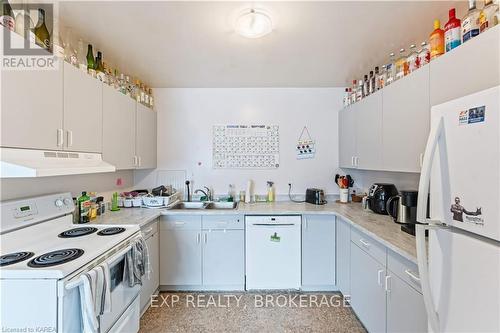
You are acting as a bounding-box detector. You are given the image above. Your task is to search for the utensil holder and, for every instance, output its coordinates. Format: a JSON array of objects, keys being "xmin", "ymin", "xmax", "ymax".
[{"xmin": 339, "ymin": 188, "xmax": 350, "ymax": 203}]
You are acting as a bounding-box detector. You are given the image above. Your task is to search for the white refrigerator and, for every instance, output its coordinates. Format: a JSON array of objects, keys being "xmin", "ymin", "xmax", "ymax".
[{"xmin": 416, "ymin": 86, "xmax": 500, "ymax": 332}]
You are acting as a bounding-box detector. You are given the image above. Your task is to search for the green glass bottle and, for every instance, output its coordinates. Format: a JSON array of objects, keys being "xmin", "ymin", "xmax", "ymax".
[
  {"xmin": 33, "ymin": 8, "xmax": 50, "ymax": 49},
  {"xmin": 95, "ymin": 51, "xmax": 104, "ymax": 72},
  {"xmin": 77, "ymin": 191, "xmax": 91, "ymax": 223},
  {"xmin": 86, "ymin": 44, "xmax": 95, "ymax": 71}
]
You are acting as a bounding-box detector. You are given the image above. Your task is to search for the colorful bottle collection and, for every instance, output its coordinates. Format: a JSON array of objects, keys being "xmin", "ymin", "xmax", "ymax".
[
  {"xmin": 0, "ymin": 0, "xmax": 154, "ymax": 109},
  {"xmin": 345, "ymin": 3, "xmax": 498, "ymax": 107}
]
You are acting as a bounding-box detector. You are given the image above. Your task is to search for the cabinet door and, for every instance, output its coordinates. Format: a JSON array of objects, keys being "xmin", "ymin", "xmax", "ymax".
[
  {"xmin": 386, "ymin": 274, "xmax": 427, "ymax": 333},
  {"xmin": 135, "ymin": 103, "xmax": 157, "ymax": 169},
  {"xmin": 1, "ymin": 59, "xmax": 63, "ymax": 150},
  {"xmin": 430, "ymin": 26, "xmax": 499, "ymax": 106},
  {"xmin": 159, "ymin": 229, "xmax": 202, "ymax": 286},
  {"xmin": 63, "ymin": 62, "xmax": 102, "ymax": 152},
  {"xmin": 336, "ymin": 217, "xmax": 351, "ymax": 295},
  {"xmin": 339, "ymin": 107, "xmax": 357, "ymax": 168},
  {"xmin": 140, "ymin": 231, "xmax": 159, "ymax": 311},
  {"xmin": 102, "ymin": 84, "xmax": 136, "ymax": 169},
  {"xmin": 383, "ymin": 66, "xmax": 430, "ymax": 172},
  {"xmin": 202, "ymin": 230, "xmax": 244, "ymax": 287},
  {"xmin": 302, "ymin": 215, "xmax": 336, "ymax": 287},
  {"xmin": 356, "ymin": 90, "xmax": 383, "ymax": 170},
  {"xmin": 350, "ymin": 243, "xmax": 387, "ymax": 333}
]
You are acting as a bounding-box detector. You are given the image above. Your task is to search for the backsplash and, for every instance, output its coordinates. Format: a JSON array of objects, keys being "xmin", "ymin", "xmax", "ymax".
[{"xmin": 0, "ymin": 170, "xmax": 133, "ymax": 201}]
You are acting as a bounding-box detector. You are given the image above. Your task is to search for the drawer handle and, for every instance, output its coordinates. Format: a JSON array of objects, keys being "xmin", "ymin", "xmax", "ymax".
[
  {"xmin": 217, "ymin": 221, "xmax": 228, "ymax": 224},
  {"xmin": 377, "ymin": 269, "xmax": 384, "ymax": 287},
  {"xmin": 175, "ymin": 221, "xmax": 186, "ymax": 225},
  {"xmin": 385, "ymin": 275, "xmax": 391, "ymax": 293},
  {"xmin": 404, "ymin": 269, "xmax": 421, "ymax": 282},
  {"xmin": 143, "ymin": 227, "xmax": 153, "ymax": 236},
  {"xmin": 196, "ymin": 233, "xmax": 200, "ymax": 244},
  {"xmin": 359, "ymin": 239, "xmax": 370, "ymax": 248}
]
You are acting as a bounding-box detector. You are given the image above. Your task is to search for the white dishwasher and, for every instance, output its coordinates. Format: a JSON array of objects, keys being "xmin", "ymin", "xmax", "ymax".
[{"xmin": 245, "ymin": 215, "xmax": 301, "ymax": 290}]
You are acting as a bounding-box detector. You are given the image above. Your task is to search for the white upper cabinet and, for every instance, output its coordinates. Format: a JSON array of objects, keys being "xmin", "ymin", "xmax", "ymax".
[
  {"xmin": 1, "ymin": 58, "xmax": 63, "ymax": 150},
  {"xmin": 355, "ymin": 90, "xmax": 383, "ymax": 170},
  {"xmin": 382, "ymin": 66, "xmax": 430, "ymax": 172},
  {"xmin": 63, "ymin": 63, "xmax": 103, "ymax": 153},
  {"xmin": 102, "ymin": 84, "xmax": 136, "ymax": 169},
  {"xmin": 135, "ymin": 103, "xmax": 157, "ymax": 169},
  {"xmin": 338, "ymin": 106, "xmax": 357, "ymax": 168},
  {"xmin": 430, "ymin": 25, "xmax": 499, "ymax": 106}
]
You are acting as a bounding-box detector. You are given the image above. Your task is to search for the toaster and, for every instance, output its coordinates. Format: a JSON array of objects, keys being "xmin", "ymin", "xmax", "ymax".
[{"xmin": 305, "ymin": 188, "xmax": 326, "ymax": 205}]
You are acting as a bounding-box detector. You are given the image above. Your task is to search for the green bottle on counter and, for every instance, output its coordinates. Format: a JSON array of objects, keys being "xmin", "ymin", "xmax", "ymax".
[{"xmin": 78, "ymin": 191, "xmax": 91, "ymax": 223}]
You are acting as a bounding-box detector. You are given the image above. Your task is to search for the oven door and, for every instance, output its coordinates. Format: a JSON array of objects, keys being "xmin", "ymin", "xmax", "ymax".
[{"xmin": 59, "ymin": 243, "xmax": 141, "ymax": 333}]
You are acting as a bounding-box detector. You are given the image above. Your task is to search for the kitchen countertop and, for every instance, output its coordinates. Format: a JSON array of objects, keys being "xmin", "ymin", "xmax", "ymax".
[{"xmin": 90, "ymin": 201, "xmax": 419, "ymax": 263}]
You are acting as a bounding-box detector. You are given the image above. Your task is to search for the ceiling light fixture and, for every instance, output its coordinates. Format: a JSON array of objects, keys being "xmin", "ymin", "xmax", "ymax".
[{"xmin": 235, "ymin": 8, "xmax": 273, "ymax": 38}]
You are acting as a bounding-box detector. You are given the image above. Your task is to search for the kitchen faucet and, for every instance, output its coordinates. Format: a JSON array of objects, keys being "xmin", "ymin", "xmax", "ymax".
[{"xmin": 194, "ymin": 186, "xmax": 213, "ymax": 201}]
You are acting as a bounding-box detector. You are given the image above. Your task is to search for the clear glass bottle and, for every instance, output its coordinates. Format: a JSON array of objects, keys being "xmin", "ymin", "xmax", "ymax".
[
  {"xmin": 363, "ymin": 74, "xmax": 369, "ymax": 97},
  {"xmin": 149, "ymin": 88, "xmax": 154, "ymax": 108},
  {"xmin": 369, "ymin": 70, "xmax": 375, "ymax": 94},
  {"xmin": 125, "ymin": 76, "xmax": 133, "ymax": 97},
  {"xmin": 76, "ymin": 38, "xmax": 87, "ymax": 71},
  {"xmin": 480, "ymin": 0, "xmax": 499, "ymax": 32},
  {"xmin": 462, "ymin": 0, "xmax": 481, "ymax": 42},
  {"xmin": 119, "ymin": 73, "xmax": 127, "ymax": 95},
  {"xmin": 417, "ymin": 41, "xmax": 430, "ymax": 68},
  {"xmin": 144, "ymin": 85, "xmax": 150, "ymax": 106},
  {"xmin": 376, "ymin": 65, "xmax": 385, "ymax": 90},
  {"xmin": 356, "ymin": 79, "xmax": 363, "ymax": 101},
  {"xmin": 395, "ymin": 48, "xmax": 407, "ymax": 80},
  {"xmin": 1, "ymin": 0, "xmax": 15, "ymax": 32},
  {"xmin": 385, "ymin": 53, "xmax": 396, "ymax": 85},
  {"xmin": 34, "ymin": 8, "xmax": 50, "ymax": 49},
  {"xmin": 407, "ymin": 44, "xmax": 418, "ymax": 73},
  {"xmin": 343, "ymin": 88, "xmax": 350, "ymax": 107}
]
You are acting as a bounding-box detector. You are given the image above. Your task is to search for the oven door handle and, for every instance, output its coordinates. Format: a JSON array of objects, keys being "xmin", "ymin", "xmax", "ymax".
[{"xmin": 65, "ymin": 244, "xmax": 133, "ymax": 290}]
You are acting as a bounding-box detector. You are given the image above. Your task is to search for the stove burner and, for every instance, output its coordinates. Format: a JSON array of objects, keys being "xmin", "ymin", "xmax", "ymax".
[
  {"xmin": 0, "ymin": 252, "xmax": 35, "ymax": 267},
  {"xmin": 58, "ymin": 227, "xmax": 98, "ymax": 238},
  {"xmin": 97, "ymin": 227, "xmax": 126, "ymax": 236},
  {"xmin": 27, "ymin": 248, "xmax": 84, "ymax": 268}
]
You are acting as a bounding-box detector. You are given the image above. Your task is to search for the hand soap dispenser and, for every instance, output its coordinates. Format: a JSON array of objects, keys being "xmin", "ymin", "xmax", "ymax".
[{"xmin": 267, "ymin": 181, "xmax": 275, "ymax": 202}]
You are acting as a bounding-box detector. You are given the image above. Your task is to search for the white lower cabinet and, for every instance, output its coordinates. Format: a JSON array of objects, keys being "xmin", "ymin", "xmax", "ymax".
[
  {"xmin": 301, "ymin": 215, "xmax": 336, "ymax": 289},
  {"xmin": 336, "ymin": 217, "xmax": 351, "ymax": 295},
  {"xmin": 350, "ymin": 242, "xmax": 387, "ymax": 333},
  {"xmin": 202, "ymin": 229, "xmax": 244, "ymax": 288},
  {"xmin": 386, "ymin": 273, "xmax": 427, "ymax": 333},
  {"xmin": 159, "ymin": 215, "xmax": 244, "ymax": 290},
  {"xmin": 140, "ymin": 219, "xmax": 160, "ymax": 313}
]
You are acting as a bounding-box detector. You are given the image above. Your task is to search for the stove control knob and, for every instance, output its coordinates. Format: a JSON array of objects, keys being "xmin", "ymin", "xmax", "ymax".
[
  {"xmin": 63, "ymin": 198, "xmax": 73, "ymax": 206},
  {"xmin": 55, "ymin": 199, "xmax": 64, "ymax": 207}
]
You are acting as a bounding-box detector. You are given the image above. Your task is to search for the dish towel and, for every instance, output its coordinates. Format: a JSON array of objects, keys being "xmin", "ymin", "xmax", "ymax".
[
  {"xmin": 124, "ymin": 236, "xmax": 150, "ymax": 287},
  {"xmin": 78, "ymin": 263, "xmax": 112, "ymax": 333}
]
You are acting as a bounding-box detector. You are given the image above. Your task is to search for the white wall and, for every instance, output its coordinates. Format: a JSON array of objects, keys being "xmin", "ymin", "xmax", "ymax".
[{"xmin": 134, "ymin": 88, "xmax": 344, "ymax": 196}]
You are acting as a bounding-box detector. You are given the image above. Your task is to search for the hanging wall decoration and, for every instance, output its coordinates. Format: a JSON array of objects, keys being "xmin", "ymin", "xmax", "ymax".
[{"xmin": 296, "ymin": 126, "xmax": 315, "ymax": 159}]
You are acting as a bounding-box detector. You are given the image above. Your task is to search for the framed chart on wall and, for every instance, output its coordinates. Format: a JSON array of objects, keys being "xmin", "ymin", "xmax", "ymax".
[{"xmin": 213, "ymin": 125, "xmax": 280, "ymax": 169}]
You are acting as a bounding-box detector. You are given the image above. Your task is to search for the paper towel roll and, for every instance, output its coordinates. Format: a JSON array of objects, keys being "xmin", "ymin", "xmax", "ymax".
[{"xmin": 245, "ymin": 180, "xmax": 253, "ymax": 203}]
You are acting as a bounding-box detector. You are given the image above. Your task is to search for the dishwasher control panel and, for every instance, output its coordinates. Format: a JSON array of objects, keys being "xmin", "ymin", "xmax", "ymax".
[{"xmin": 245, "ymin": 215, "xmax": 301, "ymax": 225}]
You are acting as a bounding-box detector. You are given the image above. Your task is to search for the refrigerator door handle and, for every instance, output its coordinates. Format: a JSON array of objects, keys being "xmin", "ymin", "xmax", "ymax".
[
  {"xmin": 416, "ymin": 223, "xmax": 449, "ymax": 333},
  {"xmin": 417, "ymin": 117, "xmax": 444, "ymax": 224}
]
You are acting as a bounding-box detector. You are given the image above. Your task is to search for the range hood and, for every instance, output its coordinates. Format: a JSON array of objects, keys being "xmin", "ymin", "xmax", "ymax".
[{"xmin": 0, "ymin": 148, "xmax": 116, "ymax": 178}]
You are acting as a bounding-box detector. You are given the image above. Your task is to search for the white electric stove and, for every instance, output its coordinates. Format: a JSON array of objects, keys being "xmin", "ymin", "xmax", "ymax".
[{"xmin": 0, "ymin": 193, "xmax": 142, "ymax": 333}]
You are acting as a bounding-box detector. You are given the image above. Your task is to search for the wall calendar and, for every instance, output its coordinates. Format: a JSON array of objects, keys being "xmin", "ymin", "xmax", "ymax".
[{"xmin": 213, "ymin": 125, "xmax": 280, "ymax": 169}]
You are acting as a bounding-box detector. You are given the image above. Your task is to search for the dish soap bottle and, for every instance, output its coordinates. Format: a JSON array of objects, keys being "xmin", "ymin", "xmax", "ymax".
[
  {"xmin": 429, "ymin": 19, "xmax": 445, "ymax": 60},
  {"xmin": 267, "ymin": 181, "xmax": 275, "ymax": 202},
  {"xmin": 78, "ymin": 191, "xmax": 91, "ymax": 223},
  {"xmin": 462, "ymin": 0, "xmax": 481, "ymax": 43}
]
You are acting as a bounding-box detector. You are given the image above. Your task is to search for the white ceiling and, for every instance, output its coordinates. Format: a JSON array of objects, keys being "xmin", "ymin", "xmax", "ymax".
[{"xmin": 59, "ymin": 1, "xmax": 469, "ymax": 88}]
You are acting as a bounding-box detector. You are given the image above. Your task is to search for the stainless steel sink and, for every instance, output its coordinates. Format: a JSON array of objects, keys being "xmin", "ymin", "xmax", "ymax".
[
  {"xmin": 172, "ymin": 202, "xmax": 208, "ymax": 209},
  {"xmin": 206, "ymin": 202, "xmax": 238, "ymax": 210},
  {"xmin": 170, "ymin": 201, "xmax": 238, "ymax": 210}
]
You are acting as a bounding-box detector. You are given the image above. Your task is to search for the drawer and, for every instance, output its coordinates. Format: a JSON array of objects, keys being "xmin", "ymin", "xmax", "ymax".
[
  {"xmin": 160, "ymin": 215, "xmax": 201, "ymax": 230},
  {"xmin": 141, "ymin": 219, "xmax": 159, "ymax": 239},
  {"xmin": 350, "ymin": 227, "xmax": 386, "ymax": 266},
  {"xmin": 388, "ymin": 250, "xmax": 422, "ymax": 293},
  {"xmin": 202, "ymin": 215, "xmax": 243, "ymax": 230}
]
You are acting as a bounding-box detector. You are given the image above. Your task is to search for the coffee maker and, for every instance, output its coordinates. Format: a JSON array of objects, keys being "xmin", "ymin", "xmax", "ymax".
[{"xmin": 386, "ymin": 190, "xmax": 419, "ymax": 235}]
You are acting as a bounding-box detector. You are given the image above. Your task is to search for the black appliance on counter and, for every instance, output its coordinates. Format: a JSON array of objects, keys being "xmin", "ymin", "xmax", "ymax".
[
  {"xmin": 305, "ymin": 188, "xmax": 326, "ymax": 205},
  {"xmin": 387, "ymin": 190, "xmax": 420, "ymax": 235},
  {"xmin": 367, "ymin": 183, "xmax": 398, "ymax": 215}
]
